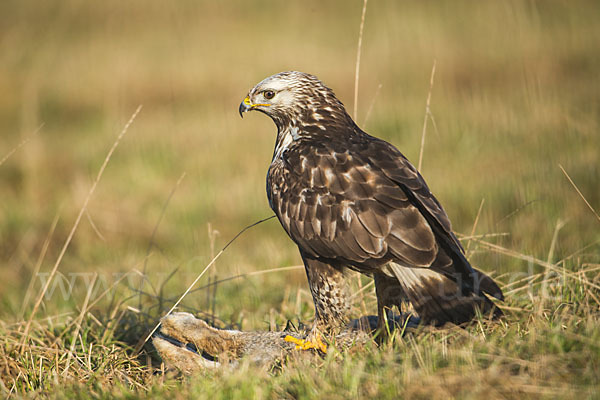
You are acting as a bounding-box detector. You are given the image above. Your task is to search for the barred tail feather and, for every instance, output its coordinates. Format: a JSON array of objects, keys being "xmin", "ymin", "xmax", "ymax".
[{"xmin": 384, "ymin": 262, "xmax": 502, "ymax": 326}]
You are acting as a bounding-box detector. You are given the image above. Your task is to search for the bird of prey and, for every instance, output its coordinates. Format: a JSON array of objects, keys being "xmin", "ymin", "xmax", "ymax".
[{"xmin": 239, "ymin": 71, "xmax": 503, "ymax": 352}]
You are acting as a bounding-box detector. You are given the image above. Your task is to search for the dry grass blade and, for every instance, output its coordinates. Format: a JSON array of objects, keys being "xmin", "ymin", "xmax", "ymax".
[
  {"xmin": 19, "ymin": 105, "xmax": 143, "ymax": 352},
  {"xmin": 62, "ymin": 273, "xmax": 98, "ymax": 375},
  {"xmin": 349, "ymin": 278, "xmax": 374, "ymax": 300},
  {"xmin": 207, "ymin": 223, "xmax": 220, "ymax": 325},
  {"xmin": 547, "ymin": 219, "xmax": 565, "ymax": 264},
  {"xmin": 191, "ymin": 265, "xmax": 304, "ymax": 295},
  {"xmin": 143, "ymin": 171, "xmax": 187, "ymax": 273},
  {"xmin": 418, "ymin": 59, "xmax": 437, "ymax": 172},
  {"xmin": 465, "ymin": 198, "xmax": 485, "ymax": 256},
  {"xmin": 474, "ymin": 237, "xmax": 600, "ymax": 291},
  {"xmin": 363, "ymin": 83, "xmax": 382, "ymax": 128},
  {"xmin": 459, "ymin": 233, "xmax": 509, "ymax": 241},
  {"xmin": 0, "ymin": 124, "xmax": 43, "ymax": 167},
  {"xmin": 501, "ymin": 271, "xmax": 545, "ymax": 290},
  {"xmin": 19, "ymin": 212, "xmax": 61, "ymax": 319},
  {"xmin": 355, "ymin": 273, "xmax": 369, "ymax": 316},
  {"xmin": 559, "ymin": 240, "xmax": 600, "ymax": 264},
  {"xmin": 353, "ymin": 0, "xmax": 368, "ymax": 120},
  {"xmin": 559, "ymin": 164, "xmax": 600, "ymax": 223},
  {"xmin": 85, "ymin": 210, "xmax": 106, "ymax": 242}
]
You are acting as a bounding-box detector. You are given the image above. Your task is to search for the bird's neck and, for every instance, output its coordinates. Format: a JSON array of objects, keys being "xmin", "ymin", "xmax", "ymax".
[
  {"xmin": 272, "ymin": 124, "xmax": 300, "ymax": 160},
  {"xmin": 270, "ymin": 106, "xmax": 359, "ymax": 160}
]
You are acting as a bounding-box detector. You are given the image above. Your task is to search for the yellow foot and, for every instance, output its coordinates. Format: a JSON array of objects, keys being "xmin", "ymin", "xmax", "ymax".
[{"xmin": 284, "ymin": 335, "xmax": 327, "ymax": 353}]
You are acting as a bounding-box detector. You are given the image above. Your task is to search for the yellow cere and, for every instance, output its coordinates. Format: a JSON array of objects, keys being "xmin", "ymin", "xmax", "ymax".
[{"xmin": 244, "ymin": 96, "xmax": 270, "ymax": 108}]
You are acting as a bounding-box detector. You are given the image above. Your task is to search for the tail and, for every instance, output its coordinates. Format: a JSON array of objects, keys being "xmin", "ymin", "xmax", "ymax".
[{"xmin": 384, "ymin": 262, "xmax": 503, "ymax": 326}]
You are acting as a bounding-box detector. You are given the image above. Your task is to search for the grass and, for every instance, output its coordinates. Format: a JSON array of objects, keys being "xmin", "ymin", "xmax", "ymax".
[{"xmin": 1, "ymin": 0, "xmax": 599, "ymax": 398}]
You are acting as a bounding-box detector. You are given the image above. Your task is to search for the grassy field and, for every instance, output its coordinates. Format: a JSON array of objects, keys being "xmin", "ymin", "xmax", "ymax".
[{"xmin": 1, "ymin": 0, "xmax": 599, "ymax": 398}]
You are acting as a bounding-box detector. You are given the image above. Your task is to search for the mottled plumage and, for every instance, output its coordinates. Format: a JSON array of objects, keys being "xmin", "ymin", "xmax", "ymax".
[{"xmin": 240, "ymin": 71, "xmax": 502, "ymax": 337}]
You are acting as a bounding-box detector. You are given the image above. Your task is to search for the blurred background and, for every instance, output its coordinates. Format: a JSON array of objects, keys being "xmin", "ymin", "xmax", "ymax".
[{"xmin": 1, "ymin": 0, "xmax": 598, "ymax": 329}]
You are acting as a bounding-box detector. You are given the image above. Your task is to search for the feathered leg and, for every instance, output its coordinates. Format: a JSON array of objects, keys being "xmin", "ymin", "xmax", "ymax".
[{"xmin": 284, "ymin": 252, "xmax": 350, "ymax": 353}]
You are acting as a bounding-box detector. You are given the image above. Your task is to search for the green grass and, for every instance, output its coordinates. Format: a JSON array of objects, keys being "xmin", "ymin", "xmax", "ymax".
[{"xmin": 1, "ymin": 0, "xmax": 599, "ymax": 398}]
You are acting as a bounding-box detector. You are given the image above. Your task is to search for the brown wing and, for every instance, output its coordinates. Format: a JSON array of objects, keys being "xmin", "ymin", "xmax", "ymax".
[
  {"xmin": 268, "ymin": 133, "xmax": 503, "ymax": 302},
  {"xmin": 269, "ymin": 138, "xmax": 439, "ymax": 270},
  {"xmin": 365, "ymin": 136, "xmax": 463, "ymax": 251}
]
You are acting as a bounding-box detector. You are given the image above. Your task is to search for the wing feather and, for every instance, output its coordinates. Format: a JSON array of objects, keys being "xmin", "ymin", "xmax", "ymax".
[
  {"xmin": 356, "ymin": 205, "xmax": 389, "ymax": 238},
  {"xmin": 268, "ymin": 133, "xmax": 502, "ymax": 305},
  {"xmin": 270, "ymin": 145, "xmax": 439, "ymax": 267}
]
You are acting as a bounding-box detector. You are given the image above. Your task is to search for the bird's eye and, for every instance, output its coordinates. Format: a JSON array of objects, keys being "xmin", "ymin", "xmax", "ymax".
[{"xmin": 263, "ymin": 90, "xmax": 275, "ymax": 100}]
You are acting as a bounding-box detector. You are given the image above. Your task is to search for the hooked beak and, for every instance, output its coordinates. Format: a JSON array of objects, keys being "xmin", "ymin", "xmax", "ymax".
[
  {"xmin": 238, "ymin": 96, "xmax": 270, "ymax": 118},
  {"xmin": 239, "ymin": 96, "xmax": 252, "ymax": 118}
]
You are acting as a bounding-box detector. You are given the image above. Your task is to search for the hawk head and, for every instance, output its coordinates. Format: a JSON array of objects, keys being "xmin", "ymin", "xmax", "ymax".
[{"xmin": 239, "ymin": 71, "xmax": 351, "ymax": 130}]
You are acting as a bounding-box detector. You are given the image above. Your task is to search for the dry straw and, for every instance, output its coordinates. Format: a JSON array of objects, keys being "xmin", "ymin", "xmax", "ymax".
[
  {"xmin": 418, "ymin": 60, "xmax": 437, "ymax": 172},
  {"xmin": 0, "ymin": 124, "xmax": 43, "ymax": 167},
  {"xmin": 353, "ymin": 0, "xmax": 368, "ymax": 120},
  {"xmin": 559, "ymin": 163, "xmax": 600, "ymax": 224}
]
